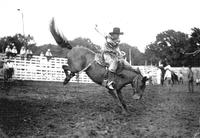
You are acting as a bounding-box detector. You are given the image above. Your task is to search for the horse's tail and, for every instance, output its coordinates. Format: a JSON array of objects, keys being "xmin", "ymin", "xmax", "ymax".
[{"xmin": 49, "ymin": 18, "xmax": 72, "ymax": 49}]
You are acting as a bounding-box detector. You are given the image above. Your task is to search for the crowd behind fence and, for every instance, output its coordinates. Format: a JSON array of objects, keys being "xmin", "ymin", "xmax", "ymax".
[{"xmin": 0, "ymin": 54, "xmax": 200, "ymax": 84}]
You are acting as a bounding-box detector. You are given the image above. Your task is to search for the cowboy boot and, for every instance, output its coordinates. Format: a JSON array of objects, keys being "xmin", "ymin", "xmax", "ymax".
[{"xmin": 107, "ymin": 71, "xmax": 115, "ymax": 89}]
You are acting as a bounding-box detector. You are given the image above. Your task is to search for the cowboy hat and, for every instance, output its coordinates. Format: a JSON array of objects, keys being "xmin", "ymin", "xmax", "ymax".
[{"xmin": 109, "ymin": 27, "xmax": 124, "ymax": 35}]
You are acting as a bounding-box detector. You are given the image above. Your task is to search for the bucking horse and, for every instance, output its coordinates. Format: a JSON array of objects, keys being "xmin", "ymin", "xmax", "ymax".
[{"xmin": 49, "ymin": 18, "xmax": 147, "ymax": 113}]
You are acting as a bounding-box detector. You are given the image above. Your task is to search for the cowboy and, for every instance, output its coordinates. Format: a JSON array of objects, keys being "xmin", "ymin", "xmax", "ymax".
[
  {"xmin": 102, "ymin": 28, "xmax": 137, "ymax": 89},
  {"xmin": 102, "ymin": 27, "xmax": 124, "ymax": 89}
]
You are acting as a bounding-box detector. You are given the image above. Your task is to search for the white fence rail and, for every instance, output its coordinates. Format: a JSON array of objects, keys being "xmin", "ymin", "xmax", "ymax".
[{"xmin": 0, "ymin": 54, "xmax": 93, "ymax": 83}]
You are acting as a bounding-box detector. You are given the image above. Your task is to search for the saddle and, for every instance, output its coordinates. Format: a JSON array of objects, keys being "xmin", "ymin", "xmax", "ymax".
[{"xmin": 95, "ymin": 52, "xmax": 109, "ymax": 67}]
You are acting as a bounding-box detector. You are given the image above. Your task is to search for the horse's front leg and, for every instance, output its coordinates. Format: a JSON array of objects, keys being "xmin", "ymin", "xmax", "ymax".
[
  {"xmin": 116, "ymin": 90, "xmax": 128, "ymax": 113},
  {"xmin": 62, "ymin": 65, "xmax": 75, "ymax": 85}
]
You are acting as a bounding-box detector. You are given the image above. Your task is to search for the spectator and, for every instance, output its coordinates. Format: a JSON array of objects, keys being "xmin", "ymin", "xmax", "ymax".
[
  {"xmin": 11, "ymin": 46, "xmax": 18, "ymax": 58},
  {"xmin": 45, "ymin": 49, "xmax": 52, "ymax": 61},
  {"xmin": 188, "ymin": 65, "xmax": 194, "ymax": 92},
  {"xmin": 3, "ymin": 59, "xmax": 14, "ymax": 80},
  {"xmin": 164, "ymin": 62, "xmax": 172, "ymax": 89},
  {"xmin": 196, "ymin": 78, "xmax": 200, "ymax": 86},
  {"xmin": 40, "ymin": 52, "xmax": 44, "ymax": 57},
  {"xmin": 5, "ymin": 45, "xmax": 12, "ymax": 59},
  {"xmin": 179, "ymin": 71, "xmax": 184, "ymax": 84},
  {"xmin": 196, "ymin": 70, "xmax": 200, "ymax": 86},
  {"xmin": 20, "ymin": 46, "xmax": 26, "ymax": 59},
  {"xmin": 156, "ymin": 67, "xmax": 162, "ymax": 85},
  {"xmin": 0, "ymin": 58, "xmax": 4, "ymax": 68},
  {"xmin": 26, "ymin": 49, "xmax": 33, "ymax": 60}
]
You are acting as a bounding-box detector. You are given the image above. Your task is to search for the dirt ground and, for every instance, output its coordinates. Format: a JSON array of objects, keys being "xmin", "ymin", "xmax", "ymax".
[{"xmin": 0, "ymin": 80, "xmax": 200, "ymax": 138}]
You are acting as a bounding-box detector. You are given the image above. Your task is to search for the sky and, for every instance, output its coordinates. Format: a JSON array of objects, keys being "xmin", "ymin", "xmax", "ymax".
[{"xmin": 1, "ymin": 0, "xmax": 200, "ymax": 53}]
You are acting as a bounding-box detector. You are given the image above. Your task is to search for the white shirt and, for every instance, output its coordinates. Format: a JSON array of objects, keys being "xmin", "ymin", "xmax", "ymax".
[
  {"xmin": 165, "ymin": 69, "xmax": 171, "ymax": 79},
  {"xmin": 164, "ymin": 65, "xmax": 172, "ymax": 71},
  {"xmin": 45, "ymin": 51, "xmax": 52, "ymax": 56},
  {"xmin": 12, "ymin": 48, "xmax": 17, "ymax": 54},
  {"xmin": 164, "ymin": 65, "xmax": 172, "ymax": 79},
  {"xmin": 179, "ymin": 73, "xmax": 183, "ymax": 78},
  {"xmin": 20, "ymin": 48, "xmax": 26, "ymax": 55},
  {"xmin": 27, "ymin": 50, "xmax": 33, "ymax": 54},
  {"xmin": 7, "ymin": 62, "xmax": 13, "ymax": 68},
  {"xmin": 40, "ymin": 52, "xmax": 44, "ymax": 57},
  {"xmin": 5, "ymin": 47, "xmax": 11, "ymax": 53}
]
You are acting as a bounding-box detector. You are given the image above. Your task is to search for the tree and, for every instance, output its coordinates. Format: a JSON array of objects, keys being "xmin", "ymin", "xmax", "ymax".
[
  {"xmin": 184, "ymin": 27, "xmax": 200, "ymax": 66},
  {"xmin": 145, "ymin": 30, "xmax": 189, "ymax": 66},
  {"xmin": 145, "ymin": 42, "xmax": 160, "ymax": 65},
  {"xmin": 119, "ymin": 43, "xmax": 145, "ymax": 65}
]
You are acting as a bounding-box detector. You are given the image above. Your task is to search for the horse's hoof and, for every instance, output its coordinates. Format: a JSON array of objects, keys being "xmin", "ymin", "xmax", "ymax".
[
  {"xmin": 63, "ymin": 81, "xmax": 68, "ymax": 85},
  {"xmin": 122, "ymin": 110, "xmax": 131, "ymax": 116},
  {"xmin": 132, "ymin": 94, "xmax": 141, "ymax": 100}
]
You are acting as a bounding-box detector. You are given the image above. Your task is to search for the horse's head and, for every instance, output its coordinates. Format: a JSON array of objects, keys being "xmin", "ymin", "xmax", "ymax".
[{"xmin": 131, "ymin": 74, "xmax": 148, "ymax": 100}]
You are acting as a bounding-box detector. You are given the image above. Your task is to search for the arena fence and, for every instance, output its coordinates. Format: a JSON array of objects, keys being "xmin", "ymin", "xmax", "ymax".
[
  {"xmin": 0, "ymin": 54, "xmax": 93, "ymax": 83},
  {"xmin": 0, "ymin": 54, "xmax": 200, "ymax": 84}
]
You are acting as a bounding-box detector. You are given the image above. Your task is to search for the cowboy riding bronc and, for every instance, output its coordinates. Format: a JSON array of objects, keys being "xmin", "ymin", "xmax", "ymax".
[
  {"xmin": 50, "ymin": 18, "xmax": 147, "ymax": 112},
  {"xmin": 102, "ymin": 27, "xmax": 135, "ymax": 90},
  {"xmin": 102, "ymin": 27, "xmax": 124, "ymax": 89}
]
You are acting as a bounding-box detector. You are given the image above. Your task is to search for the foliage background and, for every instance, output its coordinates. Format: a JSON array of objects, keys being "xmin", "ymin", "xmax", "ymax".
[{"xmin": 0, "ymin": 27, "xmax": 200, "ymax": 66}]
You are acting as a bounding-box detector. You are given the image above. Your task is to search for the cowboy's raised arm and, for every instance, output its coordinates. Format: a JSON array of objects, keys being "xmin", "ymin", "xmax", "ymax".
[{"xmin": 94, "ymin": 24, "xmax": 107, "ymax": 39}]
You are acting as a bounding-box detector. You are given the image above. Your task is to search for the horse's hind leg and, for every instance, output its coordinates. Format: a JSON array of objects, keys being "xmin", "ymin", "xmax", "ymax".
[{"xmin": 108, "ymin": 90, "xmax": 122, "ymax": 110}]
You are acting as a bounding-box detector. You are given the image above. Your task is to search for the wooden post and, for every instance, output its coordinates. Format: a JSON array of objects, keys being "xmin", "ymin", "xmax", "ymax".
[{"xmin": 145, "ymin": 60, "xmax": 147, "ymax": 66}]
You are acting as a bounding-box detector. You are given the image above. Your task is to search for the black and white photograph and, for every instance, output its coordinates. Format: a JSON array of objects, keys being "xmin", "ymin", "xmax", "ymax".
[{"xmin": 0, "ymin": 0, "xmax": 200, "ymax": 137}]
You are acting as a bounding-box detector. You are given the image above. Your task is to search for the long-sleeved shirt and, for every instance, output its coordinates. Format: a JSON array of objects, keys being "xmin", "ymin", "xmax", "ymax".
[
  {"xmin": 104, "ymin": 35, "xmax": 121, "ymax": 56},
  {"xmin": 5, "ymin": 47, "xmax": 11, "ymax": 53},
  {"xmin": 12, "ymin": 48, "xmax": 17, "ymax": 54},
  {"xmin": 20, "ymin": 48, "xmax": 26, "ymax": 55},
  {"xmin": 164, "ymin": 65, "xmax": 172, "ymax": 79}
]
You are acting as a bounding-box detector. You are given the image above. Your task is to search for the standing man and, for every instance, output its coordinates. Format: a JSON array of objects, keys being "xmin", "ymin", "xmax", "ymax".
[
  {"xmin": 179, "ymin": 71, "xmax": 184, "ymax": 84},
  {"xmin": 156, "ymin": 67, "xmax": 162, "ymax": 85},
  {"xmin": 164, "ymin": 62, "xmax": 172, "ymax": 89},
  {"xmin": 188, "ymin": 65, "xmax": 194, "ymax": 92},
  {"xmin": 3, "ymin": 59, "xmax": 14, "ymax": 80},
  {"xmin": 5, "ymin": 45, "xmax": 12, "ymax": 59}
]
